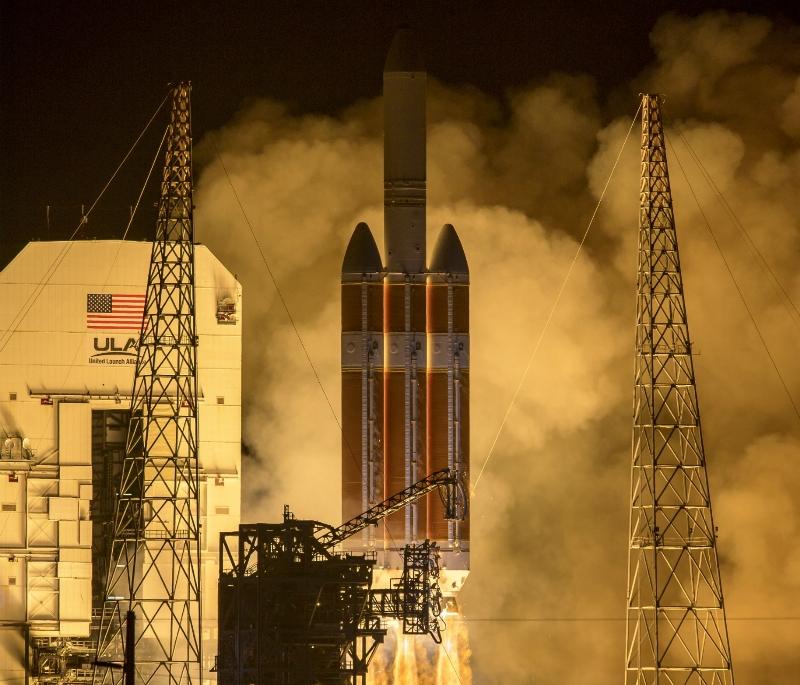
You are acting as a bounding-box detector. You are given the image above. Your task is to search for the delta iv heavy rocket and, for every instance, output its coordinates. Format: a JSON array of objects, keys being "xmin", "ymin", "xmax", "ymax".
[{"xmin": 341, "ymin": 29, "xmax": 469, "ymax": 596}]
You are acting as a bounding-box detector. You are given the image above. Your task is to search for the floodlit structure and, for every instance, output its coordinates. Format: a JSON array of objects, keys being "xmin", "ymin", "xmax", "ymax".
[
  {"xmin": 625, "ymin": 94, "xmax": 734, "ymax": 683},
  {"xmin": 340, "ymin": 29, "xmax": 470, "ymax": 596},
  {"xmin": 0, "ymin": 237, "xmax": 241, "ymax": 684},
  {"xmin": 94, "ymin": 81, "xmax": 203, "ymax": 685}
]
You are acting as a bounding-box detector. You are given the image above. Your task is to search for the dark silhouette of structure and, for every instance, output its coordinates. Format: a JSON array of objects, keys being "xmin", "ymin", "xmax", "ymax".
[{"xmin": 217, "ymin": 468, "xmax": 466, "ymax": 685}]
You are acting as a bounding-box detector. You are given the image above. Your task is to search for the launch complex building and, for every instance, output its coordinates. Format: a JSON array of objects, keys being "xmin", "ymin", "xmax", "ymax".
[{"xmin": 0, "ymin": 241, "xmax": 242, "ymax": 682}]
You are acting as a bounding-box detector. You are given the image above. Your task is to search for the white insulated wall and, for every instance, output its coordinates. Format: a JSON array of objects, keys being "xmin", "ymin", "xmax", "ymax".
[{"xmin": 0, "ymin": 240, "xmax": 242, "ymax": 682}]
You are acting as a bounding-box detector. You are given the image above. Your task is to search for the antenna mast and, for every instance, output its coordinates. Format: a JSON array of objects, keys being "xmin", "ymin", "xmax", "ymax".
[
  {"xmin": 95, "ymin": 82, "xmax": 201, "ymax": 685},
  {"xmin": 625, "ymin": 93, "xmax": 734, "ymax": 684}
]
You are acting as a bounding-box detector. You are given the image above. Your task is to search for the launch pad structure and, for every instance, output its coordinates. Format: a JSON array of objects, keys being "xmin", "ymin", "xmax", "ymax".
[{"xmin": 216, "ymin": 468, "xmax": 466, "ymax": 685}]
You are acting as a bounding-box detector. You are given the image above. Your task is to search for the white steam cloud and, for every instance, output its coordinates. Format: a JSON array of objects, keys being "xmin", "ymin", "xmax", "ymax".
[{"xmin": 194, "ymin": 11, "xmax": 800, "ymax": 683}]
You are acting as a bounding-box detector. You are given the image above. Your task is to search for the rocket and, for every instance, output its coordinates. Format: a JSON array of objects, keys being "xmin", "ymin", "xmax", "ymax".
[{"xmin": 341, "ymin": 28, "xmax": 469, "ymax": 594}]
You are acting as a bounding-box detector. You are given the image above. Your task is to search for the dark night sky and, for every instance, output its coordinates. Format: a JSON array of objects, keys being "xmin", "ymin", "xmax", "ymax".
[{"xmin": 1, "ymin": 0, "xmax": 798, "ymax": 268}]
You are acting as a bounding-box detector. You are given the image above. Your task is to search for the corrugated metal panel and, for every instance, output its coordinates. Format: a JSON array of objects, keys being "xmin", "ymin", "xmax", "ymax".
[
  {"xmin": 60, "ymin": 479, "xmax": 79, "ymax": 497},
  {"xmin": 60, "ymin": 547, "xmax": 91, "ymax": 563},
  {"xmin": 27, "ymin": 516, "xmax": 57, "ymax": 547},
  {"xmin": 48, "ymin": 497, "xmax": 78, "ymax": 521},
  {"xmin": 59, "ymin": 575, "xmax": 91, "ymax": 626},
  {"xmin": 58, "ymin": 402, "xmax": 91, "ymax": 465},
  {"xmin": 59, "ymin": 620, "xmax": 90, "ymax": 636},
  {"xmin": 60, "ymin": 465, "xmax": 91, "ymax": 481},
  {"xmin": 0, "ymin": 629, "xmax": 25, "ymax": 683},
  {"xmin": 59, "ymin": 520, "xmax": 80, "ymax": 546},
  {"xmin": 58, "ymin": 561, "xmax": 91, "ymax": 579},
  {"xmin": 0, "ymin": 477, "xmax": 25, "ymax": 547},
  {"xmin": 0, "ymin": 558, "xmax": 26, "ymax": 621},
  {"xmin": 79, "ymin": 520, "xmax": 92, "ymax": 546},
  {"xmin": 27, "ymin": 561, "xmax": 58, "ymax": 621}
]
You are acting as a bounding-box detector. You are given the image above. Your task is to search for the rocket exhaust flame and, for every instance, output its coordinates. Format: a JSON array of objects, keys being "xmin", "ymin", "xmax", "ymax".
[
  {"xmin": 367, "ymin": 618, "xmax": 473, "ymax": 685},
  {"xmin": 435, "ymin": 622, "xmax": 472, "ymax": 685},
  {"xmin": 393, "ymin": 626, "xmax": 421, "ymax": 685}
]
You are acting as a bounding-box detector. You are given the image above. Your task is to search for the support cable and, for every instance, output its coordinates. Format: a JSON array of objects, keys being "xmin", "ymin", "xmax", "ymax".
[
  {"xmin": 471, "ymin": 103, "xmax": 642, "ymax": 495},
  {"xmin": 667, "ymin": 133, "xmax": 800, "ymax": 424},
  {"xmin": 212, "ymin": 144, "xmax": 346, "ymax": 439},
  {"xmin": 452, "ymin": 615, "xmax": 800, "ymax": 623},
  {"xmin": 18, "ymin": 126, "xmax": 171, "ymax": 451},
  {"xmin": 673, "ymin": 124, "xmax": 800, "ymax": 329},
  {"xmin": 0, "ymin": 101, "xmax": 169, "ymax": 448},
  {"xmin": 441, "ymin": 642, "xmax": 465, "ymax": 685},
  {"xmin": 0, "ymin": 93, "xmax": 169, "ymax": 357},
  {"xmin": 212, "ymin": 145, "xmax": 401, "ymax": 549},
  {"xmin": 121, "ymin": 126, "xmax": 168, "ymax": 240}
]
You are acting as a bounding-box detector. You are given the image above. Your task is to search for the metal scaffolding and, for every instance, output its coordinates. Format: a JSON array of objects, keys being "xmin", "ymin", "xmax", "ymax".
[
  {"xmin": 217, "ymin": 469, "xmax": 464, "ymax": 685},
  {"xmin": 94, "ymin": 82, "xmax": 201, "ymax": 685},
  {"xmin": 318, "ymin": 467, "xmax": 465, "ymax": 548},
  {"xmin": 369, "ymin": 540, "xmax": 444, "ymax": 642},
  {"xmin": 625, "ymin": 94, "xmax": 734, "ymax": 684}
]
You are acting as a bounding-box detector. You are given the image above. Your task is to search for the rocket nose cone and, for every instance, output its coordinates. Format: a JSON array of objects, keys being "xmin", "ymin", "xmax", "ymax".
[
  {"xmin": 430, "ymin": 224, "xmax": 468, "ymax": 275},
  {"xmin": 342, "ymin": 222, "xmax": 383, "ymax": 274},
  {"xmin": 384, "ymin": 27, "xmax": 425, "ymax": 73}
]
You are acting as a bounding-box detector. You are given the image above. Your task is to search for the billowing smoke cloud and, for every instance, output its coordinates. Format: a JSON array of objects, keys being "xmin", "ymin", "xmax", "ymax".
[{"xmin": 194, "ymin": 11, "xmax": 800, "ymax": 683}]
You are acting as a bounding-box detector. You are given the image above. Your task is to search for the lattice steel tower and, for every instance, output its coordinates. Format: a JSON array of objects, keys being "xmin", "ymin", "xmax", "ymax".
[
  {"xmin": 95, "ymin": 82, "xmax": 201, "ymax": 685},
  {"xmin": 625, "ymin": 94, "xmax": 734, "ymax": 684}
]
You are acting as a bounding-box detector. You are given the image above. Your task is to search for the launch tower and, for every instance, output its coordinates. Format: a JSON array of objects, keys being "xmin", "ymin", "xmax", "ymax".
[
  {"xmin": 95, "ymin": 82, "xmax": 202, "ymax": 684},
  {"xmin": 625, "ymin": 94, "xmax": 735, "ymax": 683},
  {"xmin": 216, "ymin": 468, "xmax": 465, "ymax": 684},
  {"xmin": 341, "ymin": 29, "xmax": 469, "ymax": 590}
]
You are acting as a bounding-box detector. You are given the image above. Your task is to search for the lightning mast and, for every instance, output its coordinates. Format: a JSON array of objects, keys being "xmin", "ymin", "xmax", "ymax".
[
  {"xmin": 95, "ymin": 82, "xmax": 201, "ymax": 685},
  {"xmin": 625, "ymin": 94, "xmax": 734, "ymax": 684}
]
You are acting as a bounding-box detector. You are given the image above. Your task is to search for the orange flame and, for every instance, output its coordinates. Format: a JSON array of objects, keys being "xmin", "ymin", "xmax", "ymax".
[
  {"xmin": 366, "ymin": 617, "xmax": 472, "ymax": 685},
  {"xmin": 393, "ymin": 624, "xmax": 421, "ymax": 685}
]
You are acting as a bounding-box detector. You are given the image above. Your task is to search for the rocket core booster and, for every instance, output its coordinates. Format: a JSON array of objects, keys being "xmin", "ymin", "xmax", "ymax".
[{"xmin": 341, "ymin": 28, "xmax": 470, "ymax": 593}]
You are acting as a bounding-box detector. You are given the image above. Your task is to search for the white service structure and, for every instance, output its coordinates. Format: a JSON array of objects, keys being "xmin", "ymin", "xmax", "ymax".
[{"xmin": 0, "ymin": 240, "xmax": 242, "ymax": 684}]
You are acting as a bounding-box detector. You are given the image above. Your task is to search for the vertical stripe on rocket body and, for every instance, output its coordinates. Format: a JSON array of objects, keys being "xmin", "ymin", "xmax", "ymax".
[
  {"xmin": 341, "ymin": 31, "xmax": 470, "ymax": 580},
  {"xmin": 382, "ymin": 28, "xmax": 427, "ymax": 547},
  {"xmin": 427, "ymin": 224, "xmax": 470, "ymax": 547},
  {"xmin": 341, "ymin": 222, "xmax": 383, "ymax": 542},
  {"xmin": 383, "ymin": 279, "xmax": 427, "ymax": 544}
]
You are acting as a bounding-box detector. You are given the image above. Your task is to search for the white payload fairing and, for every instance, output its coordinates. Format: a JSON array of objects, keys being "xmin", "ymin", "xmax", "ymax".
[{"xmin": 341, "ymin": 29, "xmax": 470, "ymax": 595}]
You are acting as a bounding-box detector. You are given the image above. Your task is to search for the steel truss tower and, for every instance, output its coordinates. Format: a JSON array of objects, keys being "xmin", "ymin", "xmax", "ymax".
[
  {"xmin": 95, "ymin": 82, "xmax": 201, "ymax": 685},
  {"xmin": 625, "ymin": 94, "xmax": 734, "ymax": 684}
]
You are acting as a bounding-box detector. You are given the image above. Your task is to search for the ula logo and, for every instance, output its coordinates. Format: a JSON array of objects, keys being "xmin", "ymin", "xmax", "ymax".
[{"xmin": 92, "ymin": 337, "xmax": 139, "ymax": 357}]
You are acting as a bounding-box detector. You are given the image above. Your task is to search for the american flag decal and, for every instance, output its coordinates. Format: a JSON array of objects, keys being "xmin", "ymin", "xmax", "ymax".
[{"xmin": 87, "ymin": 293, "xmax": 146, "ymax": 331}]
